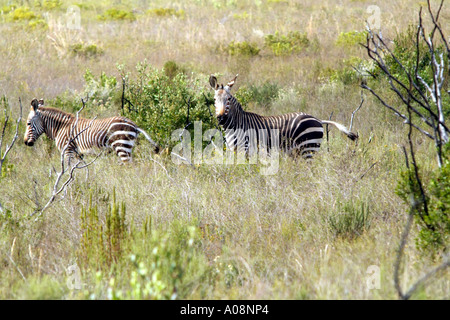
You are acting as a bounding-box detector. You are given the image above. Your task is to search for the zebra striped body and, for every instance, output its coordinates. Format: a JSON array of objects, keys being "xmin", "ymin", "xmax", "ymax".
[
  {"xmin": 210, "ymin": 75, "xmax": 357, "ymax": 158},
  {"xmin": 24, "ymin": 99, "xmax": 159, "ymax": 163}
]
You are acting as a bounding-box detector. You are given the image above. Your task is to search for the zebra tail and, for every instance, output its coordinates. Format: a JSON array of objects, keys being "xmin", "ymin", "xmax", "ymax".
[
  {"xmin": 321, "ymin": 120, "xmax": 358, "ymax": 141},
  {"xmin": 137, "ymin": 127, "xmax": 160, "ymax": 153}
]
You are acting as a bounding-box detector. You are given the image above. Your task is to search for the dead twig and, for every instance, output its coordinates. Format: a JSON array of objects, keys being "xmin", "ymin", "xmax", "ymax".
[
  {"xmin": 0, "ymin": 97, "xmax": 22, "ymax": 173},
  {"xmin": 31, "ymin": 99, "xmax": 100, "ymax": 220},
  {"xmin": 349, "ymin": 91, "xmax": 364, "ymax": 132}
]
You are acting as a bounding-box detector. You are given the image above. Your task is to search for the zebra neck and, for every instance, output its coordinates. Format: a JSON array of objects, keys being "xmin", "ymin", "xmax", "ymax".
[
  {"xmin": 221, "ymin": 100, "xmax": 245, "ymax": 129},
  {"xmin": 222, "ymin": 108, "xmax": 262, "ymax": 131},
  {"xmin": 40, "ymin": 108, "xmax": 74, "ymax": 140}
]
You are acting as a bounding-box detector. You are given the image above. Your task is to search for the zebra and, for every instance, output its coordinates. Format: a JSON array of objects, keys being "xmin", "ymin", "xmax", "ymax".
[
  {"xmin": 24, "ymin": 99, "xmax": 159, "ymax": 163},
  {"xmin": 209, "ymin": 74, "xmax": 357, "ymax": 158}
]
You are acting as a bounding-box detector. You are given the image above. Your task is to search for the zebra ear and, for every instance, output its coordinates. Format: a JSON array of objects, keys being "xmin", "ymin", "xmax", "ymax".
[
  {"xmin": 38, "ymin": 99, "xmax": 44, "ymax": 106},
  {"xmin": 31, "ymin": 99, "xmax": 39, "ymax": 111},
  {"xmin": 209, "ymin": 75, "xmax": 219, "ymax": 90},
  {"xmin": 227, "ymin": 74, "xmax": 239, "ymax": 88}
]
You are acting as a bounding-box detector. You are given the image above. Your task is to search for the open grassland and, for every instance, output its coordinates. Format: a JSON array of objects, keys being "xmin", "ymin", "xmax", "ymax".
[{"xmin": 0, "ymin": 0, "xmax": 449, "ymax": 299}]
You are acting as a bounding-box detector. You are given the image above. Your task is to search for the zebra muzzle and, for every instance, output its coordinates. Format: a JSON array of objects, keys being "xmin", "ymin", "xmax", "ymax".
[{"xmin": 24, "ymin": 140, "xmax": 34, "ymax": 147}]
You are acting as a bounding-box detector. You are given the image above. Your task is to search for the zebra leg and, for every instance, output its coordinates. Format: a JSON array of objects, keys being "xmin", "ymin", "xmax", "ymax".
[
  {"xmin": 111, "ymin": 139, "xmax": 135, "ymax": 163},
  {"xmin": 64, "ymin": 147, "xmax": 83, "ymax": 166}
]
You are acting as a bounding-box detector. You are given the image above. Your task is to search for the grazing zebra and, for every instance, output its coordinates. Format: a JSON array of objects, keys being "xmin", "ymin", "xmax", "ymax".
[
  {"xmin": 209, "ymin": 75, "xmax": 357, "ymax": 158},
  {"xmin": 24, "ymin": 99, "xmax": 159, "ymax": 163}
]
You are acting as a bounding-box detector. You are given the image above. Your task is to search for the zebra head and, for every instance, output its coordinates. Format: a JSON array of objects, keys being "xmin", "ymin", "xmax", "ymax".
[
  {"xmin": 24, "ymin": 99, "xmax": 45, "ymax": 147},
  {"xmin": 209, "ymin": 74, "xmax": 238, "ymax": 123}
]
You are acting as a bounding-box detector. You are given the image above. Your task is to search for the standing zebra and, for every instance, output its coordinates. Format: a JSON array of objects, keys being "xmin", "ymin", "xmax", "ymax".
[
  {"xmin": 209, "ymin": 75, "xmax": 357, "ymax": 158},
  {"xmin": 24, "ymin": 99, "xmax": 159, "ymax": 163}
]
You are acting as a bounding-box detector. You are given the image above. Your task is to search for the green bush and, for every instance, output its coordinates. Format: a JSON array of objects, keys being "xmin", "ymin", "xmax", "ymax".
[
  {"xmin": 264, "ymin": 31, "xmax": 309, "ymax": 56},
  {"xmin": 1, "ymin": 5, "xmax": 16, "ymax": 14},
  {"xmin": 372, "ymin": 25, "xmax": 450, "ymax": 117},
  {"xmin": 233, "ymin": 86, "xmax": 253, "ymax": 109},
  {"xmin": 83, "ymin": 69, "xmax": 118, "ymax": 109},
  {"xmin": 226, "ymin": 41, "xmax": 260, "ymax": 57},
  {"xmin": 8, "ymin": 6, "xmax": 38, "ymax": 21},
  {"xmin": 396, "ymin": 146, "xmax": 450, "ymax": 255},
  {"xmin": 98, "ymin": 8, "xmax": 136, "ymax": 21},
  {"xmin": 5, "ymin": 6, "xmax": 47, "ymax": 28},
  {"xmin": 69, "ymin": 43, "xmax": 104, "ymax": 59},
  {"xmin": 335, "ymin": 30, "xmax": 367, "ymax": 48},
  {"xmin": 163, "ymin": 60, "xmax": 184, "ymax": 79},
  {"xmin": 78, "ymin": 186, "xmax": 206, "ymax": 299},
  {"xmin": 42, "ymin": 0, "xmax": 62, "ymax": 9},
  {"xmin": 122, "ymin": 63, "xmax": 217, "ymax": 149},
  {"xmin": 147, "ymin": 8, "xmax": 185, "ymax": 18},
  {"xmin": 248, "ymin": 82, "xmax": 280, "ymax": 109}
]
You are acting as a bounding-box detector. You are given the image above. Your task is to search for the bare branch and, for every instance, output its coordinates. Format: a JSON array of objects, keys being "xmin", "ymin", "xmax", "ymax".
[
  {"xmin": 349, "ymin": 91, "xmax": 364, "ymax": 132},
  {"xmin": 403, "ymin": 255, "xmax": 449, "ymax": 300},
  {"xmin": 394, "ymin": 208, "xmax": 414, "ymax": 299},
  {"xmin": 363, "ymin": 22, "xmax": 450, "ymax": 138},
  {"xmin": 360, "ymin": 84, "xmax": 434, "ymax": 139},
  {"xmin": 0, "ymin": 97, "xmax": 23, "ymax": 173}
]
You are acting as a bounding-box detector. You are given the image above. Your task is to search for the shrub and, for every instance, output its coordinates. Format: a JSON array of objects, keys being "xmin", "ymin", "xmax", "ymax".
[
  {"xmin": 233, "ymin": 86, "xmax": 253, "ymax": 109},
  {"xmin": 1, "ymin": 5, "xmax": 16, "ymax": 14},
  {"xmin": 83, "ymin": 69, "xmax": 118, "ymax": 109},
  {"xmin": 248, "ymin": 82, "xmax": 280, "ymax": 109},
  {"xmin": 105, "ymin": 221, "xmax": 202, "ymax": 300},
  {"xmin": 121, "ymin": 63, "xmax": 217, "ymax": 149},
  {"xmin": 328, "ymin": 66, "xmax": 360, "ymax": 85},
  {"xmin": 163, "ymin": 60, "xmax": 183, "ymax": 79},
  {"xmin": 226, "ymin": 41, "xmax": 260, "ymax": 57},
  {"xmin": 8, "ymin": 6, "xmax": 37, "ymax": 21},
  {"xmin": 27, "ymin": 18, "xmax": 47, "ymax": 29},
  {"xmin": 69, "ymin": 43, "xmax": 103, "ymax": 59},
  {"xmin": 335, "ymin": 30, "xmax": 368, "ymax": 48},
  {"xmin": 42, "ymin": 0, "xmax": 62, "ymax": 9},
  {"xmin": 264, "ymin": 31, "xmax": 309, "ymax": 56},
  {"xmin": 147, "ymin": 8, "xmax": 185, "ymax": 18},
  {"xmin": 396, "ymin": 146, "xmax": 450, "ymax": 255},
  {"xmin": 98, "ymin": 8, "xmax": 136, "ymax": 21},
  {"xmin": 372, "ymin": 25, "xmax": 450, "ymax": 117},
  {"xmin": 6, "ymin": 6, "xmax": 48, "ymax": 29},
  {"xmin": 232, "ymin": 11, "xmax": 250, "ymax": 19},
  {"xmin": 328, "ymin": 200, "xmax": 371, "ymax": 239}
]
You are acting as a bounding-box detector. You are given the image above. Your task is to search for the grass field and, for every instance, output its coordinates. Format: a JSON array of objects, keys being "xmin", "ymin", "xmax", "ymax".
[{"xmin": 0, "ymin": 0, "xmax": 449, "ymax": 300}]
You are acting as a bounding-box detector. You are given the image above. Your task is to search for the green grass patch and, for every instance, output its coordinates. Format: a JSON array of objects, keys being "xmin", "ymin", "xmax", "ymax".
[
  {"xmin": 147, "ymin": 7, "xmax": 185, "ymax": 18},
  {"xmin": 69, "ymin": 43, "xmax": 104, "ymax": 59},
  {"xmin": 98, "ymin": 8, "xmax": 136, "ymax": 21},
  {"xmin": 335, "ymin": 30, "xmax": 368, "ymax": 48},
  {"xmin": 328, "ymin": 200, "xmax": 372, "ymax": 240},
  {"xmin": 226, "ymin": 41, "xmax": 260, "ymax": 57},
  {"xmin": 264, "ymin": 31, "xmax": 309, "ymax": 56}
]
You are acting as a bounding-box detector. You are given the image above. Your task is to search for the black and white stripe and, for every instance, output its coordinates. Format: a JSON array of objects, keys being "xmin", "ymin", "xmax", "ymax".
[
  {"xmin": 210, "ymin": 75, "xmax": 357, "ymax": 158},
  {"xmin": 24, "ymin": 99, "xmax": 159, "ymax": 163}
]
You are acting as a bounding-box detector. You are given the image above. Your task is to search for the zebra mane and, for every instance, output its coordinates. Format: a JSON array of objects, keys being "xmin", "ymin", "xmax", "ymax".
[
  {"xmin": 38, "ymin": 107, "xmax": 76, "ymax": 119},
  {"xmin": 229, "ymin": 94, "xmax": 243, "ymax": 112}
]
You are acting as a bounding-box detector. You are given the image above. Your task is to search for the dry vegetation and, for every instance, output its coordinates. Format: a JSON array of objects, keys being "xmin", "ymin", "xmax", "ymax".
[{"xmin": 0, "ymin": 0, "xmax": 448, "ymax": 299}]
